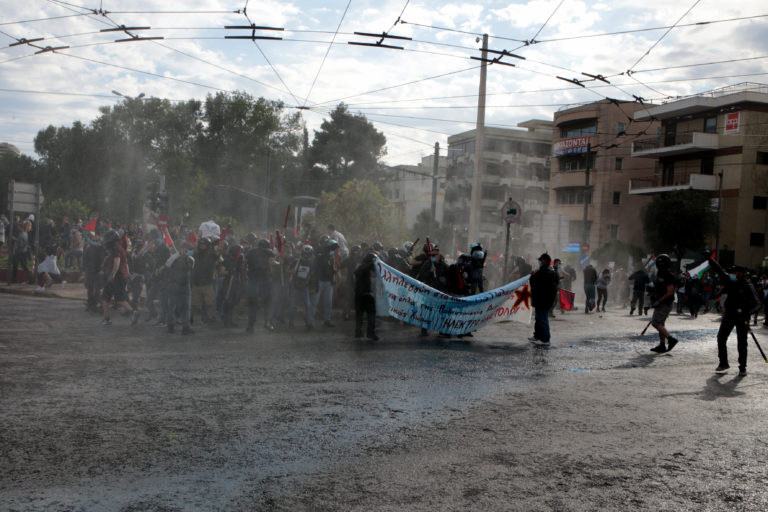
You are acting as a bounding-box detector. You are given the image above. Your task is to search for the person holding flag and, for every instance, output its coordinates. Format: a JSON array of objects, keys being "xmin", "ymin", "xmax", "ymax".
[{"xmin": 707, "ymin": 257, "xmax": 761, "ymax": 376}]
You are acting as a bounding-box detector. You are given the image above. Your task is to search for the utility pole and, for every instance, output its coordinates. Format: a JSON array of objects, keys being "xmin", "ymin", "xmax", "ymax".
[
  {"xmin": 430, "ymin": 142, "xmax": 439, "ymax": 236},
  {"xmin": 467, "ymin": 33, "xmax": 488, "ymax": 246},
  {"xmin": 581, "ymin": 143, "xmax": 592, "ymax": 248},
  {"xmin": 715, "ymin": 170, "xmax": 723, "ymax": 260}
]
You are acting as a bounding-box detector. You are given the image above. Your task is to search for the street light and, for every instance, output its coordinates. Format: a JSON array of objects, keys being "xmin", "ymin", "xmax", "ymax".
[{"xmin": 112, "ymin": 90, "xmax": 145, "ymax": 100}]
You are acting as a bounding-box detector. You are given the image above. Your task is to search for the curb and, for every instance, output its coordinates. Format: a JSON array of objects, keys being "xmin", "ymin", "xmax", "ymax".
[{"xmin": 0, "ymin": 286, "xmax": 85, "ymax": 302}]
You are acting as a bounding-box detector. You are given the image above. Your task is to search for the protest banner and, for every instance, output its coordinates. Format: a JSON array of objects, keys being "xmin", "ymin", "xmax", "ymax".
[{"xmin": 375, "ymin": 259, "xmax": 531, "ymax": 335}]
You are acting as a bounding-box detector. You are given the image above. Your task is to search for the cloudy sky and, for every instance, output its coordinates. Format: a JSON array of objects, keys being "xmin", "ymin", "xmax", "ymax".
[{"xmin": 1, "ymin": 0, "xmax": 767, "ymax": 165}]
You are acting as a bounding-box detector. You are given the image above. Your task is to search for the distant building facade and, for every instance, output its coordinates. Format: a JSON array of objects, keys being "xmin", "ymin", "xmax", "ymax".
[
  {"xmin": 444, "ymin": 120, "xmax": 554, "ymax": 256},
  {"xmin": 384, "ymin": 154, "xmax": 447, "ymax": 230},
  {"xmin": 548, "ymin": 100, "xmax": 658, "ymax": 256},
  {"xmin": 0, "ymin": 142, "xmax": 20, "ymax": 157},
  {"xmin": 630, "ymin": 84, "xmax": 768, "ymax": 268}
]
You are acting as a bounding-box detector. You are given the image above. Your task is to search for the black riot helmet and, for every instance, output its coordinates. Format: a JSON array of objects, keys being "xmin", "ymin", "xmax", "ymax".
[
  {"xmin": 655, "ymin": 254, "xmax": 671, "ymax": 270},
  {"xmin": 470, "ymin": 242, "xmax": 484, "ymax": 255},
  {"xmin": 103, "ymin": 229, "xmax": 120, "ymax": 246},
  {"xmin": 257, "ymin": 238, "xmax": 270, "ymax": 249},
  {"xmin": 326, "ymin": 239, "xmax": 340, "ymax": 251},
  {"xmin": 372, "ymin": 241, "xmax": 384, "ymax": 252},
  {"xmin": 302, "ymin": 244, "xmax": 314, "ymax": 256},
  {"xmin": 227, "ymin": 243, "xmax": 243, "ymax": 259}
]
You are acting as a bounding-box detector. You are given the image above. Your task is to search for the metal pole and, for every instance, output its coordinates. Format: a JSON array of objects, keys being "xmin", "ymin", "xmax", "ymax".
[
  {"xmin": 581, "ymin": 143, "xmax": 592, "ymax": 247},
  {"xmin": 7, "ymin": 180, "xmax": 14, "ymax": 285},
  {"xmin": 430, "ymin": 142, "xmax": 439, "ymax": 236},
  {"xmin": 263, "ymin": 147, "xmax": 271, "ymax": 233},
  {"xmin": 503, "ymin": 221, "xmax": 511, "ymax": 282},
  {"xmin": 715, "ymin": 170, "xmax": 723, "ymax": 260},
  {"xmin": 468, "ymin": 33, "xmax": 488, "ymax": 245}
]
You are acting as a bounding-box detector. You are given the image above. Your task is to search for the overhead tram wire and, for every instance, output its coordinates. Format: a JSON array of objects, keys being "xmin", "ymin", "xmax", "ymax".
[
  {"xmin": 627, "ymin": 0, "xmax": 702, "ymax": 73},
  {"xmin": 528, "ymin": 0, "xmax": 564, "ymax": 44},
  {"xmin": 300, "ymin": 0, "xmax": 352, "ymax": 108},
  {"xmin": 313, "ymin": 65, "xmax": 480, "ymax": 107},
  {"xmin": 239, "ymin": 8, "xmax": 302, "ymax": 106}
]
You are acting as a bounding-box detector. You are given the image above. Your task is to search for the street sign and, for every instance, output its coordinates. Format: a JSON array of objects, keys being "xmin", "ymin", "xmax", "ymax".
[
  {"xmin": 581, "ymin": 243, "xmax": 590, "ymax": 253},
  {"xmin": 564, "ymin": 242, "xmax": 581, "ymax": 253},
  {"xmin": 502, "ymin": 200, "xmax": 521, "ymax": 224},
  {"xmin": 578, "ymin": 253, "xmax": 590, "ymax": 268},
  {"xmin": 8, "ymin": 181, "xmax": 44, "ymax": 212},
  {"xmin": 157, "ymin": 213, "xmax": 169, "ymax": 228}
]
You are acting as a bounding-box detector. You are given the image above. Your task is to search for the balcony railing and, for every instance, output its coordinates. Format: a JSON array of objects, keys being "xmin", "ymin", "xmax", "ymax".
[
  {"xmin": 631, "ymin": 131, "xmax": 720, "ymax": 157},
  {"xmin": 628, "ymin": 171, "xmax": 717, "ymax": 194}
]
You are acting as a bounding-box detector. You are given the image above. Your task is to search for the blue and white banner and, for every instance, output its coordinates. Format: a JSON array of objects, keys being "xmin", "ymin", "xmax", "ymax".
[{"xmin": 375, "ymin": 259, "xmax": 532, "ymax": 335}]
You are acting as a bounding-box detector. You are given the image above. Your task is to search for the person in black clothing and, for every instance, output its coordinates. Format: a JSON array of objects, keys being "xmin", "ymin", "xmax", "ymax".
[
  {"xmin": 583, "ymin": 264, "xmax": 598, "ymax": 313},
  {"xmin": 468, "ymin": 243, "xmax": 485, "ymax": 294},
  {"xmin": 219, "ymin": 243, "xmax": 245, "ymax": 327},
  {"xmin": 191, "ymin": 236, "xmax": 219, "ymax": 324},
  {"xmin": 312, "ymin": 238, "xmax": 339, "ymax": 327},
  {"xmin": 245, "ymin": 238, "xmax": 276, "ymax": 333},
  {"xmin": 628, "ymin": 267, "xmax": 650, "ymax": 315},
  {"xmin": 708, "ymin": 259, "xmax": 761, "ymax": 376},
  {"xmin": 289, "ymin": 244, "xmax": 314, "ymax": 329},
  {"xmin": 166, "ymin": 246, "xmax": 195, "ymax": 335},
  {"xmin": 446, "ymin": 254, "xmax": 471, "ymax": 297},
  {"xmin": 353, "ymin": 252, "xmax": 379, "ymax": 340},
  {"xmin": 529, "ymin": 253, "xmax": 558, "ymax": 346},
  {"xmin": 649, "ymin": 254, "xmax": 678, "ymax": 353},
  {"xmin": 687, "ymin": 275, "xmax": 703, "ymax": 318}
]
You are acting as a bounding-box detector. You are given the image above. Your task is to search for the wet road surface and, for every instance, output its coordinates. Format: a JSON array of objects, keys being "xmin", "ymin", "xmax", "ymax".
[{"xmin": 2, "ymin": 293, "xmax": 768, "ymax": 511}]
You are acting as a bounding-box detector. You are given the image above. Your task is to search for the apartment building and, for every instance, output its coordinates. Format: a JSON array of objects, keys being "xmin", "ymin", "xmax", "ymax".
[
  {"xmin": 384, "ymin": 153, "xmax": 447, "ymax": 230},
  {"xmin": 548, "ymin": 100, "xmax": 657, "ymax": 254},
  {"xmin": 630, "ymin": 84, "xmax": 768, "ymax": 268},
  {"xmin": 443, "ymin": 120, "xmax": 554, "ymax": 255}
]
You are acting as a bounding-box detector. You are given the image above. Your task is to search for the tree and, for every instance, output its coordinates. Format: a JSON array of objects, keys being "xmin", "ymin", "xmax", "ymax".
[
  {"xmin": 642, "ymin": 190, "xmax": 717, "ymax": 263},
  {"xmin": 308, "ymin": 104, "xmax": 386, "ymax": 189},
  {"xmin": 313, "ymin": 180, "xmax": 407, "ymax": 246}
]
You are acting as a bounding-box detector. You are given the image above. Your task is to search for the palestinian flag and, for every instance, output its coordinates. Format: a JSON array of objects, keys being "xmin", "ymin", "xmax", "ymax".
[
  {"xmin": 645, "ymin": 256, "xmax": 656, "ymax": 271},
  {"xmin": 687, "ymin": 260, "xmax": 710, "ymax": 279}
]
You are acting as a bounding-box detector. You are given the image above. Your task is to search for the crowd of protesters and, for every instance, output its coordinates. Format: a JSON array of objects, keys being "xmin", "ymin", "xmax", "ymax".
[{"xmin": 3, "ymin": 212, "xmax": 768, "ymax": 352}]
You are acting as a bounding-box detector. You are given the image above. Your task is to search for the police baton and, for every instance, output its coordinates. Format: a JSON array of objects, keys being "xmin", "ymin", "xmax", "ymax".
[
  {"xmin": 746, "ymin": 322, "xmax": 768, "ymax": 363},
  {"xmin": 641, "ymin": 319, "xmax": 653, "ymax": 335}
]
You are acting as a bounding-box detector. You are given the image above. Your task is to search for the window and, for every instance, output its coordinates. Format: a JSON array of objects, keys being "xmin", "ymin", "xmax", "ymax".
[
  {"xmin": 704, "ymin": 116, "xmax": 717, "ymax": 133},
  {"xmin": 661, "ymin": 162, "xmax": 675, "ymax": 186},
  {"xmin": 560, "ymin": 120, "xmax": 598, "ymax": 138},
  {"xmin": 608, "ymin": 224, "xmax": 619, "ymax": 240},
  {"xmin": 750, "ymin": 232, "xmax": 765, "ymax": 247},
  {"xmin": 700, "ymin": 157, "xmax": 714, "ymax": 175},
  {"xmin": 612, "ymin": 191, "xmax": 621, "ymax": 205},
  {"xmin": 481, "ymin": 185, "xmax": 504, "ymax": 200},
  {"xmin": 560, "ymin": 152, "xmax": 595, "ymax": 171},
  {"xmin": 569, "ymin": 220, "xmax": 593, "ymax": 239},
  {"xmin": 757, "ymin": 151, "xmax": 768, "ymax": 165},
  {"xmin": 616, "ymin": 122, "xmax": 626, "ymax": 135},
  {"xmin": 556, "ymin": 187, "xmax": 593, "ymax": 205},
  {"xmin": 753, "ymin": 196, "xmax": 768, "ymax": 210},
  {"xmin": 615, "ymin": 157, "xmax": 623, "ymax": 171}
]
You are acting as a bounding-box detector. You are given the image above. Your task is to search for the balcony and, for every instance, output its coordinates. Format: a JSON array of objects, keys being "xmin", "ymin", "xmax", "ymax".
[
  {"xmin": 628, "ymin": 171, "xmax": 717, "ymax": 195},
  {"xmin": 631, "ymin": 132, "xmax": 720, "ymax": 158}
]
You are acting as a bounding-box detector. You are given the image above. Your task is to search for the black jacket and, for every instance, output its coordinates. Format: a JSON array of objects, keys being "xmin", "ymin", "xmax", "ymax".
[
  {"xmin": 530, "ymin": 265, "xmax": 558, "ymax": 309},
  {"xmin": 708, "ymin": 259, "xmax": 760, "ymax": 317}
]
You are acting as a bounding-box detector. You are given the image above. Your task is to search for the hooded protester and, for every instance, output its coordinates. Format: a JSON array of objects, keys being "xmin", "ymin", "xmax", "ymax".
[
  {"xmin": 648, "ymin": 254, "xmax": 678, "ymax": 354},
  {"xmin": 353, "ymin": 251, "xmax": 379, "ymax": 340},
  {"xmin": 708, "ymin": 259, "xmax": 762, "ymax": 376}
]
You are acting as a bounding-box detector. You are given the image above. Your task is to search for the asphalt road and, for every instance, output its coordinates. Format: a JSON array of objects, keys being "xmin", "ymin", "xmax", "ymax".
[{"xmin": 2, "ymin": 293, "xmax": 768, "ymax": 511}]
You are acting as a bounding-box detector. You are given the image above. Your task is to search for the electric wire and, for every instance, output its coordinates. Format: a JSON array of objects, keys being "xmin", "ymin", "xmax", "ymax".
[
  {"xmin": 529, "ymin": 0, "xmax": 564, "ymax": 43},
  {"xmin": 301, "ymin": 0, "xmax": 351, "ymax": 108},
  {"xmin": 628, "ymin": 0, "xmax": 702, "ymax": 72}
]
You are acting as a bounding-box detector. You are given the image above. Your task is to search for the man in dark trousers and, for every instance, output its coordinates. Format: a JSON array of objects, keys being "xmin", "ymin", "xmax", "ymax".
[
  {"xmin": 353, "ymin": 252, "xmax": 378, "ymax": 340},
  {"xmin": 583, "ymin": 263, "xmax": 598, "ymax": 313},
  {"xmin": 708, "ymin": 259, "xmax": 761, "ymax": 376},
  {"xmin": 628, "ymin": 267, "xmax": 650, "ymax": 315},
  {"xmin": 529, "ymin": 253, "xmax": 558, "ymax": 346},
  {"xmin": 649, "ymin": 254, "xmax": 678, "ymax": 353}
]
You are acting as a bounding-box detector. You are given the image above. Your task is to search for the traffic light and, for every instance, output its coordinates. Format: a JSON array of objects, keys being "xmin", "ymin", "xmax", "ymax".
[
  {"xmin": 145, "ymin": 182, "xmax": 159, "ymax": 211},
  {"xmin": 157, "ymin": 190, "xmax": 169, "ymax": 214}
]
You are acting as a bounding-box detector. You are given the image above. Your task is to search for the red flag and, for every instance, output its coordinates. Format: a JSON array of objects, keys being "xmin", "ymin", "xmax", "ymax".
[
  {"xmin": 83, "ymin": 217, "xmax": 98, "ymax": 233},
  {"xmin": 189, "ymin": 232, "xmax": 198, "ymax": 245},
  {"xmin": 559, "ymin": 289, "xmax": 575, "ymax": 311},
  {"xmin": 711, "ymin": 249, "xmax": 716, "ymax": 259},
  {"xmin": 219, "ymin": 224, "xmax": 231, "ymax": 240},
  {"xmin": 276, "ymin": 230, "xmax": 284, "ymax": 258},
  {"xmin": 269, "ymin": 234, "xmax": 274, "ymax": 250},
  {"xmin": 293, "ymin": 227, "xmax": 298, "ymax": 239},
  {"xmin": 164, "ymin": 228, "xmax": 173, "ymax": 248}
]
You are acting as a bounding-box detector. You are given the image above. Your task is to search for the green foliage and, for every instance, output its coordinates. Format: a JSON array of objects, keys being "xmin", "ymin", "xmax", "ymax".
[
  {"xmin": 308, "ymin": 104, "xmax": 386, "ymax": 189},
  {"xmin": 41, "ymin": 198, "xmax": 91, "ymax": 225},
  {"xmin": 313, "ymin": 180, "xmax": 407, "ymax": 246},
  {"xmin": 642, "ymin": 190, "xmax": 717, "ymax": 261},
  {"xmin": 591, "ymin": 239, "xmax": 645, "ymax": 270}
]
